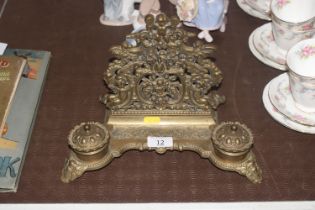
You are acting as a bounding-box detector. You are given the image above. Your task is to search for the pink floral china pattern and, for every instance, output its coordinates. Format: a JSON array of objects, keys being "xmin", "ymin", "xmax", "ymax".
[
  {"xmin": 249, "ymin": 23, "xmax": 287, "ymax": 70},
  {"xmin": 271, "ymin": 0, "xmax": 315, "ymax": 51},
  {"xmin": 263, "ymin": 79, "xmax": 315, "ymax": 134},
  {"xmin": 275, "ymin": 0, "xmax": 290, "ymax": 9},
  {"xmin": 297, "ymin": 45, "xmax": 315, "ymax": 58},
  {"xmin": 269, "ymin": 73, "xmax": 315, "ymax": 126},
  {"xmin": 271, "ymin": 19, "xmax": 315, "ymax": 51},
  {"xmin": 288, "ymin": 71, "xmax": 315, "ymax": 112},
  {"xmin": 272, "ymin": 17, "xmax": 315, "ymax": 38},
  {"xmin": 248, "ymin": 29, "xmax": 285, "ymax": 70},
  {"xmin": 286, "ymin": 39, "xmax": 315, "ymax": 112}
]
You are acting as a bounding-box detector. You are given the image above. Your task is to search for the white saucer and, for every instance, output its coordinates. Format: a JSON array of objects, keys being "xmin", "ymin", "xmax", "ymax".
[
  {"xmin": 268, "ymin": 73, "xmax": 315, "ymax": 126},
  {"xmin": 249, "ymin": 23, "xmax": 287, "ymax": 71},
  {"xmin": 236, "ymin": 0, "xmax": 271, "ymax": 21},
  {"xmin": 263, "ymin": 74, "xmax": 315, "ymax": 134}
]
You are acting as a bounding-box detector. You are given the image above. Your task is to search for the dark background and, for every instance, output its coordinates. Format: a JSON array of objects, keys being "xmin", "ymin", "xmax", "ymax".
[{"xmin": 0, "ymin": 0, "xmax": 314, "ymax": 202}]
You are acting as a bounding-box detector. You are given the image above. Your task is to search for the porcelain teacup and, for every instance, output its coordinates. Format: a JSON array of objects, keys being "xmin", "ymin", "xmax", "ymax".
[
  {"xmin": 245, "ymin": 0, "xmax": 271, "ymax": 14},
  {"xmin": 287, "ymin": 38, "xmax": 315, "ymax": 113},
  {"xmin": 271, "ymin": 0, "xmax": 315, "ymax": 51}
]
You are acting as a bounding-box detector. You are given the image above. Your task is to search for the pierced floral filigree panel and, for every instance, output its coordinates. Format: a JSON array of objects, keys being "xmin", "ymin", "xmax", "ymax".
[{"xmin": 101, "ymin": 14, "xmax": 225, "ymax": 113}]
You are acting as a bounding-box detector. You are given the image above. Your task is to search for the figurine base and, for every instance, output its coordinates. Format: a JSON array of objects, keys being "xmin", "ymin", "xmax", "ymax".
[
  {"xmin": 99, "ymin": 10, "xmax": 139, "ymax": 26},
  {"xmin": 61, "ymin": 113, "xmax": 262, "ymax": 184}
]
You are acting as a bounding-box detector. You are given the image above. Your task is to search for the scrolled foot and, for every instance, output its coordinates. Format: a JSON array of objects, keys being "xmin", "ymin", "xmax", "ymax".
[
  {"xmin": 61, "ymin": 158, "xmax": 88, "ymax": 183},
  {"xmin": 237, "ymin": 155, "xmax": 262, "ymax": 184}
]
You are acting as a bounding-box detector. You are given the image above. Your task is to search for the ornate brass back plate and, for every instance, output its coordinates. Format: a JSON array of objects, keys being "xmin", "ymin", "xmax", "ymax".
[{"xmin": 61, "ymin": 14, "xmax": 262, "ymax": 184}]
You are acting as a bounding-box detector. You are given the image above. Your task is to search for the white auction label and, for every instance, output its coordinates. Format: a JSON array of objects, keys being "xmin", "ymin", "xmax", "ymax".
[
  {"xmin": 0, "ymin": 42, "xmax": 7, "ymax": 55},
  {"xmin": 147, "ymin": 136, "xmax": 173, "ymax": 148}
]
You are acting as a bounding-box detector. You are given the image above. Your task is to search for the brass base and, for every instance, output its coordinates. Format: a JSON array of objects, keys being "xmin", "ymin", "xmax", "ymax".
[{"xmin": 61, "ymin": 114, "xmax": 262, "ymax": 184}]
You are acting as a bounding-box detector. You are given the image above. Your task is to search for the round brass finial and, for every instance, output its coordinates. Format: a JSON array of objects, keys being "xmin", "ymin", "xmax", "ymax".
[
  {"xmin": 83, "ymin": 124, "xmax": 91, "ymax": 132},
  {"xmin": 212, "ymin": 122, "xmax": 253, "ymax": 157},
  {"xmin": 231, "ymin": 124, "xmax": 238, "ymax": 132},
  {"xmin": 68, "ymin": 122, "xmax": 109, "ymax": 154}
]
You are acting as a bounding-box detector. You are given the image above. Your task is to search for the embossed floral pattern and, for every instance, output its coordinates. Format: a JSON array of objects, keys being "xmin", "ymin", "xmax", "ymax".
[
  {"xmin": 275, "ymin": 0, "xmax": 290, "ymax": 9},
  {"xmin": 297, "ymin": 45, "xmax": 315, "ymax": 59}
]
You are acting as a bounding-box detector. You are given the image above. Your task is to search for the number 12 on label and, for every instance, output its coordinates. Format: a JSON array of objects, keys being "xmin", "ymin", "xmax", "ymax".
[{"xmin": 147, "ymin": 136, "xmax": 173, "ymax": 148}]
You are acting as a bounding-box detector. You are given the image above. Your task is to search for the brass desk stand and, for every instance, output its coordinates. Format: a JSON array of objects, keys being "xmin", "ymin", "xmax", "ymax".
[{"xmin": 61, "ymin": 14, "xmax": 262, "ymax": 184}]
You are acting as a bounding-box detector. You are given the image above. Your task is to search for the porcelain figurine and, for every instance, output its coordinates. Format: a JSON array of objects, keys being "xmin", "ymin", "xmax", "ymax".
[
  {"xmin": 132, "ymin": 0, "xmax": 160, "ymax": 32},
  {"xmin": 170, "ymin": 0, "xmax": 229, "ymax": 42},
  {"xmin": 100, "ymin": 0, "xmax": 141, "ymax": 26}
]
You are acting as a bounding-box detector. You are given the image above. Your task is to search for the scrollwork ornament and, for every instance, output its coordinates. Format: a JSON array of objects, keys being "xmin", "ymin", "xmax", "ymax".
[
  {"xmin": 61, "ymin": 158, "xmax": 88, "ymax": 183},
  {"xmin": 236, "ymin": 155, "xmax": 263, "ymax": 184},
  {"xmin": 102, "ymin": 13, "xmax": 225, "ymax": 113}
]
